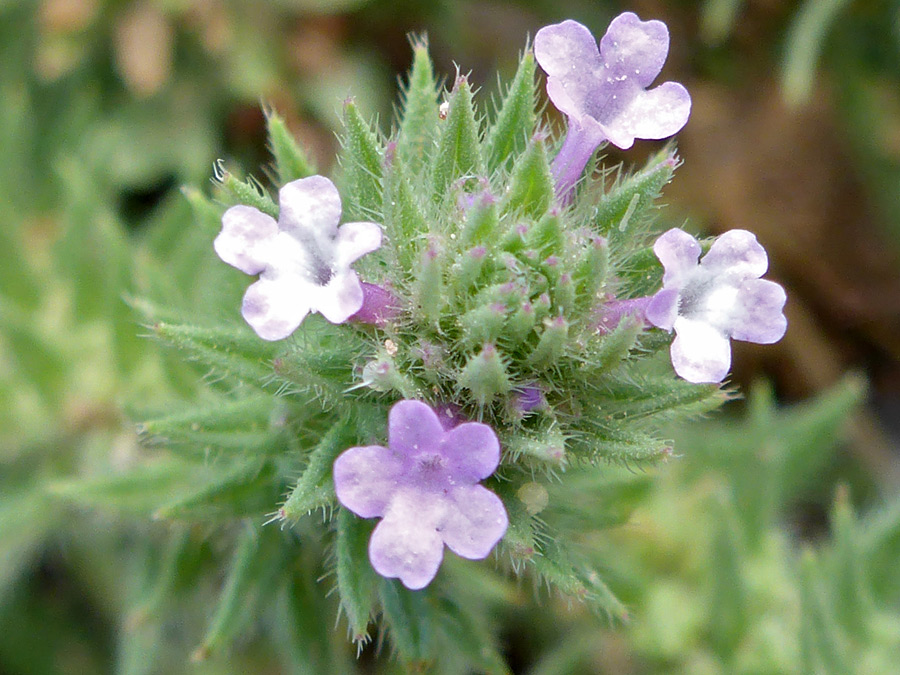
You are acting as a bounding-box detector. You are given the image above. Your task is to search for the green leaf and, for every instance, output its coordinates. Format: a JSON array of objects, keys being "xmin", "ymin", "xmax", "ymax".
[
  {"xmin": 0, "ymin": 298, "xmax": 68, "ymax": 407},
  {"xmin": 592, "ymin": 150, "xmax": 676, "ymax": 235},
  {"xmin": 334, "ymin": 508, "xmax": 377, "ymax": 644},
  {"xmin": 0, "ymin": 218, "xmax": 40, "ymax": 311},
  {"xmin": 396, "ymin": 38, "xmax": 440, "ymax": 174},
  {"xmin": 266, "ymin": 107, "xmax": 316, "ymax": 183},
  {"xmin": 153, "ymin": 459, "xmax": 279, "ymax": 520},
  {"xmin": 530, "ymin": 540, "xmax": 628, "ymax": 621},
  {"xmin": 151, "ymin": 321, "xmax": 281, "ymax": 389},
  {"xmin": 382, "ymin": 160, "xmax": 430, "ymax": 270},
  {"xmin": 0, "ymin": 492, "xmax": 55, "ymax": 597},
  {"xmin": 781, "ymin": 0, "xmax": 852, "ymax": 108},
  {"xmin": 378, "ymin": 578, "xmax": 435, "ymax": 665},
  {"xmin": 486, "ymin": 50, "xmax": 537, "ymax": 173},
  {"xmin": 280, "ymin": 415, "xmax": 356, "ymax": 521},
  {"xmin": 138, "ymin": 395, "xmax": 283, "ymax": 458},
  {"xmin": 214, "ymin": 162, "xmax": 278, "ymax": 218},
  {"xmin": 503, "ymin": 135, "xmax": 554, "ymax": 218},
  {"xmin": 799, "ymin": 548, "xmax": 852, "ymax": 675},
  {"xmin": 339, "ymin": 99, "xmax": 383, "ymax": 220},
  {"xmin": 708, "ymin": 493, "xmax": 748, "ymax": 658},
  {"xmin": 828, "ymin": 486, "xmax": 873, "ymax": 638},
  {"xmin": 432, "ymin": 76, "xmax": 484, "ymax": 197},
  {"xmin": 193, "ymin": 525, "xmax": 285, "ymax": 660},
  {"xmin": 46, "ymin": 460, "xmax": 203, "ymax": 515}
]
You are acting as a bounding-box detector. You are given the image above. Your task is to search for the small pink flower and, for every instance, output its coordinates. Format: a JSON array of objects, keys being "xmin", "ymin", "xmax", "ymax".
[
  {"xmin": 646, "ymin": 228, "xmax": 787, "ymax": 383},
  {"xmin": 215, "ymin": 176, "xmax": 382, "ymax": 340},
  {"xmin": 333, "ymin": 400, "xmax": 508, "ymax": 590},
  {"xmin": 535, "ymin": 13, "xmax": 691, "ymax": 198}
]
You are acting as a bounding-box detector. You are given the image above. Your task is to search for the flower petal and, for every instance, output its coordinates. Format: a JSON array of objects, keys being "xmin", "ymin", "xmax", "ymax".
[
  {"xmin": 388, "ymin": 400, "xmax": 445, "ymax": 458},
  {"xmin": 278, "ymin": 175, "xmax": 342, "ymax": 244},
  {"xmin": 599, "ymin": 12, "xmax": 670, "ymax": 88},
  {"xmin": 700, "ymin": 229, "xmax": 768, "ymax": 280},
  {"xmin": 313, "ymin": 269, "xmax": 364, "ymax": 324},
  {"xmin": 334, "ymin": 445, "xmax": 405, "ymax": 518},
  {"xmin": 241, "ymin": 278, "xmax": 310, "ymax": 341},
  {"xmin": 215, "ymin": 205, "xmax": 278, "ymax": 274},
  {"xmin": 729, "ymin": 279, "xmax": 787, "ymax": 344},
  {"xmin": 369, "ymin": 489, "xmax": 446, "ymax": 590},
  {"xmin": 654, "ymin": 228, "xmax": 701, "ymax": 286},
  {"xmin": 645, "ymin": 287, "xmax": 679, "ymax": 331},
  {"xmin": 671, "ymin": 316, "xmax": 732, "ymax": 383},
  {"xmin": 535, "ymin": 20, "xmax": 600, "ymax": 79},
  {"xmin": 334, "ymin": 221, "xmax": 383, "ymax": 267},
  {"xmin": 535, "ymin": 21, "xmax": 603, "ymax": 124},
  {"xmin": 613, "ymin": 81, "xmax": 691, "ymax": 144},
  {"xmin": 439, "ymin": 421, "xmax": 500, "ymax": 483},
  {"xmin": 439, "ymin": 485, "xmax": 508, "ymax": 560}
]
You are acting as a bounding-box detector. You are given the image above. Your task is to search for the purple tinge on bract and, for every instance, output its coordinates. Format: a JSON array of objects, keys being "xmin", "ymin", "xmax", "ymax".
[
  {"xmin": 214, "ymin": 175, "xmax": 382, "ymax": 340},
  {"xmin": 333, "ymin": 400, "xmax": 508, "ymax": 590},
  {"xmin": 646, "ymin": 228, "xmax": 787, "ymax": 384},
  {"xmin": 534, "ymin": 13, "xmax": 691, "ymax": 198},
  {"xmin": 350, "ymin": 282, "xmax": 402, "ymax": 327}
]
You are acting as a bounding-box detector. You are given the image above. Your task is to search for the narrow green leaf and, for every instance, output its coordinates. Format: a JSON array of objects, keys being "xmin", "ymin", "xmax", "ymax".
[
  {"xmin": 335, "ymin": 508, "xmax": 377, "ymax": 643},
  {"xmin": 0, "ymin": 298, "xmax": 67, "ymax": 407},
  {"xmin": 503, "ymin": 134, "xmax": 553, "ymax": 218},
  {"xmin": 781, "ymin": 0, "xmax": 852, "ymax": 108},
  {"xmin": 432, "ymin": 76, "xmax": 484, "ymax": 197},
  {"xmin": 214, "ymin": 162, "xmax": 278, "ymax": 218},
  {"xmin": 397, "ymin": 39, "xmax": 440, "ymax": 173},
  {"xmin": 592, "ymin": 150, "xmax": 677, "ymax": 235},
  {"xmin": 378, "ymin": 578, "xmax": 435, "ymax": 665},
  {"xmin": 382, "ymin": 159, "xmax": 430, "ymax": 270},
  {"xmin": 486, "ymin": 50, "xmax": 537, "ymax": 172},
  {"xmin": 798, "ymin": 548, "xmax": 852, "ymax": 675},
  {"xmin": 281, "ymin": 415, "xmax": 355, "ymax": 521},
  {"xmin": 153, "ymin": 459, "xmax": 278, "ymax": 520},
  {"xmin": 151, "ymin": 321, "xmax": 281, "ymax": 389},
  {"xmin": 829, "ymin": 486, "xmax": 872, "ymax": 638},
  {"xmin": 46, "ymin": 460, "xmax": 203, "ymax": 515},
  {"xmin": 193, "ymin": 525, "xmax": 284, "ymax": 660},
  {"xmin": 708, "ymin": 493, "xmax": 748, "ymax": 658},
  {"xmin": 340, "ymin": 99, "xmax": 383, "ymax": 220},
  {"xmin": 266, "ymin": 107, "xmax": 316, "ymax": 183}
]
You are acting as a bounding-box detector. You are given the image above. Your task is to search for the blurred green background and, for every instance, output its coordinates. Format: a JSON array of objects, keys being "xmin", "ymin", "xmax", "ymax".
[{"xmin": 2, "ymin": 0, "xmax": 900, "ymax": 673}]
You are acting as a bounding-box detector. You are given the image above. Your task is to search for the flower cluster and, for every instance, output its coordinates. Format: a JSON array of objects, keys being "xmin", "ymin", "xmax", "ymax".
[{"xmin": 209, "ymin": 11, "xmax": 787, "ymax": 592}]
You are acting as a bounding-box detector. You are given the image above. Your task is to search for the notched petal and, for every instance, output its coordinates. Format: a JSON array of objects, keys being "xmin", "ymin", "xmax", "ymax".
[
  {"xmin": 654, "ymin": 228, "xmax": 701, "ymax": 286},
  {"xmin": 241, "ymin": 278, "xmax": 310, "ymax": 341},
  {"xmin": 278, "ymin": 175, "xmax": 342, "ymax": 241},
  {"xmin": 388, "ymin": 400, "xmax": 445, "ymax": 458},
  {"xmin": 671, "ymin": 317, "xmax": 732, "ymax": 383},
  {"xmin": 215, "ymin": 205, "xmax": 278, "ymax": 274},
  {"xmin": 334, "ymin": 445, "xmax": 405, "ymax": 518},
  {"xmin": 440, "ymin": 485, "xmax": 508, "ymax": 560},
  {"xmin": 701, "ymin": 229, "xmax": 768, "ymax": 279},
  {"xmin": 730, "ymin": 279, "xmax": 787, "ymax": 344},
  {"xmin": 440, "ymin": 422, "xmax": 500, "ymax": 482}
]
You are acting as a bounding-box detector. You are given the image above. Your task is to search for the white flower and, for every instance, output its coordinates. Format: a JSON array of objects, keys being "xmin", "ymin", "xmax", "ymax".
[
  {"xmin": 646, "ymin": 228, "xmax": 787, "ymax": 383},
  {"xmin": 214, "ymin": 176, "xmax": 382, "ymax": 340}
]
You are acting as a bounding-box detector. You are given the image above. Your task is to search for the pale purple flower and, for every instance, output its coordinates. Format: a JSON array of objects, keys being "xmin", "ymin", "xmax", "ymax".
[
  {"xmin": 534, "ymin": 13, "xmax": 691, "ymax": 199},
  {"xmin": 646, "ymin": 228, "xmax": 787, "ymax": 383},
  {"xmin": 214, "ymin": 175, "xmax": 382, "ymax": 340},
  {"xmin": 333, "ymin": 400, "xmax": 508, "ymax": 590}
]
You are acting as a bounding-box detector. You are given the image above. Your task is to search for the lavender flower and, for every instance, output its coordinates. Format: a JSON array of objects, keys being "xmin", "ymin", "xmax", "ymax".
[
  {"xmin": 646, "ymin": 228, "xmax": 787, "ymax": 383},
  {"xmin": 333, "ymin": 400, "xmax": 508, "ymax": 590},
  {"xmin": 214, "ymin": 176, "xmax": 382, "ymax": 340},
  {"xmin": 534, "ymin": 13, "xmax": 691, "ymax": 199}
]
